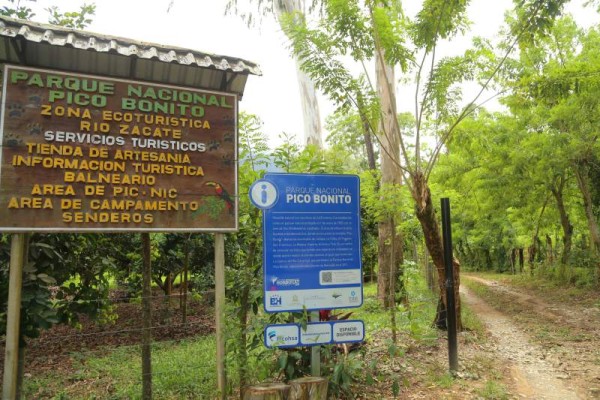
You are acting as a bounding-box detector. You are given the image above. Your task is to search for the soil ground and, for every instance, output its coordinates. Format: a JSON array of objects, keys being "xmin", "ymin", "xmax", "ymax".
[
  {"xmin": 0, "ymin": 289, "xmax": 214, "ymax": 379},
  {"xmin": 1, "ymin": 276, "xmax": 599, "ymax": 399},
  {"xmin": 461, "ymin": 273, "xmax": 600, "ymax": 400}
]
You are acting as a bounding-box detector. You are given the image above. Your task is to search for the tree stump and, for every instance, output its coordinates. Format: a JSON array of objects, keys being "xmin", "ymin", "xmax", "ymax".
[
  {"xmin": 242, "ymin": 382, "xmax": 291, "ymax": 400},
  {"xmin": 288, "ymin": 376, "xmax": 328, "ymax": 400}
]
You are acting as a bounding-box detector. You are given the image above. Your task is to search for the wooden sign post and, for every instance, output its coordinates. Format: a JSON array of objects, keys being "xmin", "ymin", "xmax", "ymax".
[
  {"xmin": 2, "ymin": 233, "xmax": 27, "ymax": 400},
  {"xmin": 215, "ymin": 233, "xmax": 226, "ymax": 399}
]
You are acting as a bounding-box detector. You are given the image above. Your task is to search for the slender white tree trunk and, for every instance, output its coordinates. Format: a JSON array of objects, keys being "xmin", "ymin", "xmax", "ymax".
[
  {"xmin": 274, "ymin": 0, "xmax": 323, "ymax": 148},
  {"xmin": 375, "ymin": 50, "xmax": 403, "ymax": 307}
]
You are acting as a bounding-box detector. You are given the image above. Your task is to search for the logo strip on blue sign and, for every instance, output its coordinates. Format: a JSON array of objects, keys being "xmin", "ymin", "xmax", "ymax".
[{"xmin": 264, "ymin": 320, "xmax": 364, "ymax": 348}]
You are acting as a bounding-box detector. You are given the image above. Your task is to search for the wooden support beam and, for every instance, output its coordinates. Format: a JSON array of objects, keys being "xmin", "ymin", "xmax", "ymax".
[
  {"xmin": 2, "ymin": 233, "xmax": 27, "ymax": 400},
  {"xmin": 215, "ymin": 233, "xmax": 226, "ymax": 399},
  {"xmin": 141, "ymin": 233, "xmax": 153, "ymax": 400}
]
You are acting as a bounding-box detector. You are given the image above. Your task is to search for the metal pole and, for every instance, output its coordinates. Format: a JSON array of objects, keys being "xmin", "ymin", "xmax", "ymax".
[
  {"xmin": 441, "ymin": 198, "xmax": 458, "ymax": 373},
  {"xmin": 214, "ymin": 233, "xmax": 226, "ymax": 399},
  {"xmin": 2, "ymin": 233, "xmax": 27, "ymax": 400},
  {"xmin": 310, "ymin": 311, "xmax": 320, "ymax": 376}
]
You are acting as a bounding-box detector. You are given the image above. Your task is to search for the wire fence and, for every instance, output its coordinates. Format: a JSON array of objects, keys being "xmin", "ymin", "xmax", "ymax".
[
  {"xmin": 0, "ymin": 250, "xmax": 443, "ymax": 399},
  {"xmin": 0, "ymin": 286, "xmax": 221, "ymax": 399}
]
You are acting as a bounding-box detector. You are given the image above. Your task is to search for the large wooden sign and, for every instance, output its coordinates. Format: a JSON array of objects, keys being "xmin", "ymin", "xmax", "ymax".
[{"xmin": 0, "ymin": 65, "xmax": 238, "ymax": 232}]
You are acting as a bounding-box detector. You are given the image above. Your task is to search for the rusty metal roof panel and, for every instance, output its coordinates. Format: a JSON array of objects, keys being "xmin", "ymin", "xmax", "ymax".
[{"xmin": 0, "ymin": 16, "xmax": 261, "ymax": 96}]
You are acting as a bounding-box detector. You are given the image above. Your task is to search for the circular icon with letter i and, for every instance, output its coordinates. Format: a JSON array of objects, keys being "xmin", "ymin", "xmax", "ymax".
[{"xmin": 249, "ymin": 179, "xmax": 278, "ymax": 209}]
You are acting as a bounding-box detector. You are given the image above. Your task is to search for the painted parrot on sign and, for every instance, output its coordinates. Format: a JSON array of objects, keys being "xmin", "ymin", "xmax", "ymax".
[{"xmin": 205, "ymin": 181, "xmax": 234, "ymax": 214}]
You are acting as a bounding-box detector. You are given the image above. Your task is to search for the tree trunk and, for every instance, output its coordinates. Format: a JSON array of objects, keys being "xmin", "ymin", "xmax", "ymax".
[
  {"xmin": 424, "ymin": 242, "xmax": 435, "ymax": 291},
  {"xmin": 510, "ymin": 249, "xmax": 516, "ymax": 274},
  {"xmin": 573, "ymin": 161, "xmax": 600, "ymax": 255},
  {"xmin": 518, "ymin": 248, "xmax": 524, "ymax": 273},
  {"xmin": 375, "ymin": 38, "xmax": 404, "ymax": 308},
  {"xmin": 528, "ymin": 238, "xmax": 538, "ymax": 275},
  {"xmin": 243, "ymin": 383, "xmax": 291, "ymax": 400},
  {"xmin": 377, "ymin": 220, "xmax": 404, "ymax": 307},
  {"xmin": 412, "ymin": 172, "xmax": 462, "ymax": 330},
  {"xmin": 182, "ymin": 237, "xmax": 189, "ymax": 324},
  {"xmin": 357, "ymin": 94, "xmax": 378, "ymax": 171},
  {"xmin": 545, "ymin": 234, "xmax": 554, "ymax": 265},
  {"xmin": 274, "ymin": 0, "xmax": 323, "ymax": 148},
  {"xmin": 358, "ymin": 94, "xmax": 380, "ymax": 287},
  {"xmin": 166, "ymin": 272, "xmax": 172, "ymax": 296},
  {"xmin": 389, "ymin": 217, "xmax": 398, "ymax": 343},
  {"xmin": 289, "ymin": 376, "xmax": 328, "ymax": 400},
  {"xmin": 551, "ymin": 183, "xmax": 573, "ymax": 265}
]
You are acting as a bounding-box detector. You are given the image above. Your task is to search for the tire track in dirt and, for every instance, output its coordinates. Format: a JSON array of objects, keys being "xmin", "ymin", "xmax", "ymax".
[
  {"xmin": 461, "ymin": 283, "xmax": 585, "ymax": 399},
  {"xmin": 465, "ymin": 275, "xmax": 600, "ymax": 333}
]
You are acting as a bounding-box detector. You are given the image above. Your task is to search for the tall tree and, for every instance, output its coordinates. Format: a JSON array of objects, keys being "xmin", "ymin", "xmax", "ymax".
[
  {"xmin": 374, "ymin": 15, "xmax": 404, "ymax": 307},
  {"xmin": 226, "ymin": 0, "xmax": 324, "ymax": 147},
  {"xmin": 281, "ymin": 0, "xmax": 569, "ymax": 328},
  {"xmin": 503, "ymin": 15, "xmax": 600, "ymax": 262}
]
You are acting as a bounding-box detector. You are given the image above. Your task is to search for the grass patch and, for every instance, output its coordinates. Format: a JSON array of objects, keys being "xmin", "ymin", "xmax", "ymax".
[
  {"xmin": 356, "ymin": 267, "xmax": 439, "ymax": 346},
  {"xmin": 23, "ymin": 336, "xmax": 219, "ymax": 399},
  {"xmin": 357, "ymin": 283, "xmax": 390, "ymax": 334},
  {"xmin": 476, "ymin": 380, "xmax": 510, "ymax": 400},
  {"xmin": 424, "ymin": 364, "xmax": 454, "ymax": 389},
  {"xmin": 463, "ymin": 276, "xmax": 587, "ymax": 346},
  {"xmin": 461, "ymin": 299, "xmax": 486, "ymax": 340},
  {"xmin": 22, "ymin": 268, "xmax": 508, "ymax": 399}
]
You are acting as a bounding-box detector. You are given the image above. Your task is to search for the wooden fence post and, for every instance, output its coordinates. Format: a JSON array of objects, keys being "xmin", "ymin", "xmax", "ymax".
[
  {"xmin": 215, "ymin": 233, "xmax": 226, "ymax": 399},
  {"xmin": 2, "ymin": 233, "xmax": 27, "ymax": 400},
  {"xmin": 141, "ymin": 233, "xmax": 153, "ymax": 400}
]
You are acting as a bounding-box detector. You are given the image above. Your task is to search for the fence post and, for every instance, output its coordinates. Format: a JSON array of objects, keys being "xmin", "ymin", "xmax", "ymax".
[
  {"xmin": 141, "ymin": 233, "xmax": 153, "ymax": 399},
  {"xmin": 215, "ymin": 233, "xmax": 226, "ymax": 399},
  {"xmin": 2, "ymin": 233, "xmax": 27, "ymax": 400}
]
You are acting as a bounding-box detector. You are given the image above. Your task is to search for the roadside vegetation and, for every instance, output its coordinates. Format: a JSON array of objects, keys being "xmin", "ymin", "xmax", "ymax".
[
  {"xmin": 1, "ymin": 0, "xmax": 600, "ymax": 398},
  {"xmin": 17, "ymin": 269, "xmax": 511, "ymax": 399}
]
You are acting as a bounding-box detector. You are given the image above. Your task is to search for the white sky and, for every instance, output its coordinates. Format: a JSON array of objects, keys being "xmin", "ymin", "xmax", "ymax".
[{"xmin": 12, "ymin": 0, "xmax": 600, "ymax": 147}]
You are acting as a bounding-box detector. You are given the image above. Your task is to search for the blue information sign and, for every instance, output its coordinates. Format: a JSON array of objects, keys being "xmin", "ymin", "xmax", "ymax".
[{"xmin": 250, "ymin": 173, "xmax": 363, "ymax": 313}]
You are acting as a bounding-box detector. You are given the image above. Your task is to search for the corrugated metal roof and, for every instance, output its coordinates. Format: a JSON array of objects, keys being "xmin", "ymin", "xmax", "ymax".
[{"xmin": 0, "ymin": 15, "xmax": 261, "ymax": 97}]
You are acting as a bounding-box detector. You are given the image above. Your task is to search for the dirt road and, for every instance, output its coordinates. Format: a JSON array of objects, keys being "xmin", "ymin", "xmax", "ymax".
[{"xmin": 461, "ymin": 275, "xmax": 600, "ymax": 399}]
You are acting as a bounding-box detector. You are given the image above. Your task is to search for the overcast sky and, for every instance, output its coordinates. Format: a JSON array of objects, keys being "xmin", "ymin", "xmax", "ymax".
[{"xmin": 17, "ymin": 0, "xmax": 600, "ymax": 147}]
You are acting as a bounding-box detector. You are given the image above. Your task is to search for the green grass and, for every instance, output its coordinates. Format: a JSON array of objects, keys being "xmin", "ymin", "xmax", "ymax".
[
  {"xmin": 476, "ymin": 380, "xmax": 510, "ymax": 400},
  {"xmin": 23, "ymin": 336, "xmax": 219, "ymax": 399},
  {"xmin": 356, "ymin": 272, "xmax": 439, "ymax": 345},
  {"xmin": 463, "ymin": 275, "xmax": 589, "ymax": 346},
  {"xmin": 425, "ymin": 367, "xmax": 454, "ymax": 389},
  {"xmin": 356, "ymin": 283, "xmax": 389, "ymax": 333},
  {"xmin": 460, "ymin": 300, "xmax": 486, "ymax": 343},
  {"xmin": 23, "ymin": 269, "xmax": 494, "ymax": 399}
]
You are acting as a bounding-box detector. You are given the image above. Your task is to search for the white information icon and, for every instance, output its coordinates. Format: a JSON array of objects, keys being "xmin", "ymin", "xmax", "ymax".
[{"xmin": 249, "ymin": 180, "xmax": 278, "ymax": 209}]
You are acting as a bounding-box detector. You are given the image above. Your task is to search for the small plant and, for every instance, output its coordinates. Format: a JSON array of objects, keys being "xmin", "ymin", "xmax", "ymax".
[
  {"xmin": 326, "ymin": 351, "xmax": 364, "ymax": 399},
  {"xmin": 476, "ymin": 380, "xmax": 510, "ymax": 400},
  {"xmin": 277, "ymin": 349, "xmax": 311, "ymax": 380}
]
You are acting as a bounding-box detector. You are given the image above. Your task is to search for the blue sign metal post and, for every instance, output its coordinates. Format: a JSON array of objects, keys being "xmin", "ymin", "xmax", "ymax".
[{"xmin": 250, "ymin": 173, "xmax": 363, "ymax": 313}]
